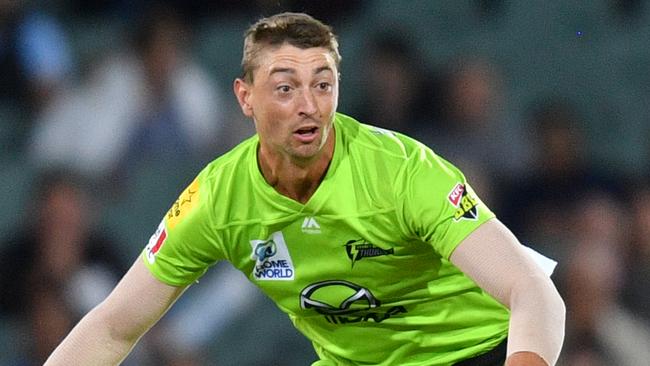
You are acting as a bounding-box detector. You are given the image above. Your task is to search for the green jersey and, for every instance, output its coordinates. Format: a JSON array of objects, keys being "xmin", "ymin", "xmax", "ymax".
[{"xmin": 142, "ymin": 113, "xmax": 509, "ymax": 365}]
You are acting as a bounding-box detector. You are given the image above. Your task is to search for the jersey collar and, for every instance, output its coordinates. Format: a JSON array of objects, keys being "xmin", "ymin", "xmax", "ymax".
[{"xmin": 249, "ymin": 114, "xmax": 344, "ymax": 213}]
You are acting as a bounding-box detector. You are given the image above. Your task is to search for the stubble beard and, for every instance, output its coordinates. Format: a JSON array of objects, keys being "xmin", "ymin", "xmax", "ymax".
[{"xmin": 285, "ymin": 121, "xmax": 332, "ymax": 165}]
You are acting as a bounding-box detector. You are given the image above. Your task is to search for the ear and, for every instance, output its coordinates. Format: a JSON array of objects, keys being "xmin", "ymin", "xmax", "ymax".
[{"xmin": 233, "ymin": 78, "xmax": 254, "ymax": 118}]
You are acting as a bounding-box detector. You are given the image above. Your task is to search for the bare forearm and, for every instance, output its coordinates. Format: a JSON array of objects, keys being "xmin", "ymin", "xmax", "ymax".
[
  {"xmin": 45, "ymin": 307, "xmax": 139, "ymax": 365},
  {"xmin": 45, "ymin": 259, "xmax": 187, "ymax": 365}
]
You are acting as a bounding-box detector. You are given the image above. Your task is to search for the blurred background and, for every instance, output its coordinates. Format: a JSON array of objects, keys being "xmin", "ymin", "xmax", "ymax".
[{"xmin": 1, "ymin": 0, "xmax": 649, "ymax": 365}]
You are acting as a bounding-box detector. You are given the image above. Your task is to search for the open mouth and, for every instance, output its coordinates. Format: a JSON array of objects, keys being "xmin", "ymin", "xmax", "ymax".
[
  {"xmin": 295, "ymin": 126, "xmax": 318, "ymax": 135},
  {"xmin": 293, "ymin": 126, "xmax": 319, "ymax": 143}
]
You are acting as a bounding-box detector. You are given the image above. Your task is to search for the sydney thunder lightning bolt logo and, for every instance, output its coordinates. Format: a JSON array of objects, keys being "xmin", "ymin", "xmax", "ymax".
[{"xmin": 345, "ymin": 239, "xmax": 394, "ymax": 268}]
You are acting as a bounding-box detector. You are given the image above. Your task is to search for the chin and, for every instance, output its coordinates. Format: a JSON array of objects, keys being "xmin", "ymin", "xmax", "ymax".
[
  {"xmin": 288, "ymin": 144, "xmax": 322, "ymax": 161},
  {"xmin": 293, "ymin": 147, "xmax": 320, "ymax": 160}
]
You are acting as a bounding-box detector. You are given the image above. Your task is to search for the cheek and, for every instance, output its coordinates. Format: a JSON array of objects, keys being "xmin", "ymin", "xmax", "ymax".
[
  {"xmin": 320, "ymin": 94, "xmax": 338, "ymax": 116},
  {"xmin": 253, "ymin": 106, "xmax": 287, "ymax": 139},
  {"xmin": 256, "ymin": 104, "xmax": 282, "ymax": 128},
  {"xmin": 328, "ymin": 86, "xmax": 339, "ymax": 109},
  {"xmin": 253, "ymin": 94, "xmax": 290, "ymax": 118}
]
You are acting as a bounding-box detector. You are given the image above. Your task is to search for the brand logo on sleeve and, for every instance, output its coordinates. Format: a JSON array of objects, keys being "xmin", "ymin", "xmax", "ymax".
[
  {"xmin": 167, "ymin": 178, "xmax": 199, "ymax": 229},
  {"xmin": 250, "ymin": 232, "xmax": 295, "ymax": 280},
  {"xmin": 448, "ymin": 183, "xmax": 479, "ymax": 221},
  {"xmin": 145, "ymin": 220, "xmax": 167, "ymax": 264}
]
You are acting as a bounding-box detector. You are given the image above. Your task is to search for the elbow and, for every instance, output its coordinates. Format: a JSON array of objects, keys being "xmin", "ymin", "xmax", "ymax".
[
  {"xmin": 545, "ymin": 278, "xmax": 566, "ymax": 359},
  {"xmin": 554, "ymin": 286, "xmax": 566, "ymax": 329},
  {"xmin": 527, "ymin": 272, "xmax": 566, "ymax": 329},
  {"xmin": 543, "ymin": 275, "xmax": 566, "ymax": 334},
  {"xmin": 90, "ymin": 300, "xmax": 141, "ymax": 344},
  {"xmin": 513, "ymin": 271, "xmax": 566, "ymax": 321},
  {"xmin": 508, "ymin": 274, "xmax": 566, "ymax": 365}
]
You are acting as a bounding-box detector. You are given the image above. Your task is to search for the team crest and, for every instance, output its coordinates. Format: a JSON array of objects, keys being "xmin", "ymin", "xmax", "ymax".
[{"xmin": 344, "ymin": 239, "xmax": 394, "ymax": 268}]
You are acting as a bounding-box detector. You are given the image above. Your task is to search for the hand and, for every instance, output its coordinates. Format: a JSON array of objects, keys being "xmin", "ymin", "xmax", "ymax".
[{"xmin": 505, "ymin": 351, "xmax": 548, "ymax": 366}]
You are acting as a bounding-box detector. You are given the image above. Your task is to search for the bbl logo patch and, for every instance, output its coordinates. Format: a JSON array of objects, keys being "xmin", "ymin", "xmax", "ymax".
[
  {"xmin": 344, "ymin": 239, "xmax": 394, "ymax": 268},
  {"xmin": 447, "ymin": 183, "xmax": 479, "ymax": 221},
  {"xmin": 250, "ymin": 232, "xmax": 295, "ymax": 281},
  {"xmin": 167, "ymin": 178, "xmax": 200, "ymax": 229}
]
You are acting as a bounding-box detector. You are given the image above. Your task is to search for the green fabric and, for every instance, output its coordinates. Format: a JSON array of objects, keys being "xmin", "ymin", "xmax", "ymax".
[{"xmin": 142, "ymin": 113, "xmax": 509, "ymax": 365}]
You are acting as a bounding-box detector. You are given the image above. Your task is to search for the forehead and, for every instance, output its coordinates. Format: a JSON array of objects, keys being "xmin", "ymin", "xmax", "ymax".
[{"xmin": 254, "ymin": 44, "xmax": 337, "ymax": 79}]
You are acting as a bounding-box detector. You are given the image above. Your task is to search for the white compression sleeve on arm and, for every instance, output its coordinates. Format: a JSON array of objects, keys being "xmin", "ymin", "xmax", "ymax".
[{"xmin": 450, "ymin": 218, "xmax": 566, "ymax": 365}]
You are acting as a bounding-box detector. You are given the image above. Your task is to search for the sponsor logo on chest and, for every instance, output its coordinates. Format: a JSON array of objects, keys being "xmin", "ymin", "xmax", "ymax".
[
  {"xmin": 300, "ymin": 280, "xmax": 407, "ymax": 324},
  {"xmin": 250, "ymin": 231, "xmax": 295, "ymax": 280}
]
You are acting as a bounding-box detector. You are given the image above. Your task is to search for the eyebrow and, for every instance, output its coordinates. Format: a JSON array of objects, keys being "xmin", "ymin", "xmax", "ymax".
[
  {"xmin": 314, "ymin": 66, "xmax": 334, "ymax": 75},
  {"xmin": 269, "ymin": 67, "xmax": 294, "ymax": 76},
  {"xmin": 268, "ymin": 65, "xmax": 334, "ymax": 77}
]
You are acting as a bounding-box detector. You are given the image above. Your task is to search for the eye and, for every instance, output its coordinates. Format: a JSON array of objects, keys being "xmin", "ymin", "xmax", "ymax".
[
  {"xmin": 277, "ymin": 85, "xmax": 292, "ymax": 93},
  {"xmin": 316, "ymin": 82, "xmax": 332, "ymax": 91}
]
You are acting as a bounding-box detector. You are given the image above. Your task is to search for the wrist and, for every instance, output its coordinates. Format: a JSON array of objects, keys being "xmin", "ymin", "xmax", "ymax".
[{"xmin": 506, "ymin": 351, "xmax": 548, "ymax": 366}]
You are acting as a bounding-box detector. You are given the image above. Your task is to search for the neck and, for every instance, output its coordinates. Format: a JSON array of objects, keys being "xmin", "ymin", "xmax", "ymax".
[{"xmin": 258, "ymin": 129, "xmax": 335, "ymax": 204}]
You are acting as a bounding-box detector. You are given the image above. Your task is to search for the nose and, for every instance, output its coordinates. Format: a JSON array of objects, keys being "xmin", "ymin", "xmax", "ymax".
[{"xmin": 298, "ymin": 88, "xmax": 318, "ymax": 117}]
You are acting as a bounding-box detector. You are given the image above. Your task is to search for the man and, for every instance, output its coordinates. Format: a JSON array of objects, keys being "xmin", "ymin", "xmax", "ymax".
[{"xmin": 46, "ymin": 12, "xmax": 565, "ymax": 365}]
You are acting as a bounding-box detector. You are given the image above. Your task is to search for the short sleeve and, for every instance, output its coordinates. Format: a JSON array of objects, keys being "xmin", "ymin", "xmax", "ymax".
[
  {"xmin": 397, "ymin": 144, "xmax": 495, "ymax": 259},
  {"xmin": 142, "ymin": 172, "xmax": 224, "ymax": 286}
]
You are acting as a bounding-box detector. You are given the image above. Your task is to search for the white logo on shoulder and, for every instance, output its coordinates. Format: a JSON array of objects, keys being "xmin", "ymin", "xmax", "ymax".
[
  {"xmin": 250, "ymin": 231, "xmax": 295, "ymax": 281},
  {"xmin": 301, "ymin": 216, "xmax": 321, "ymax": 234}
]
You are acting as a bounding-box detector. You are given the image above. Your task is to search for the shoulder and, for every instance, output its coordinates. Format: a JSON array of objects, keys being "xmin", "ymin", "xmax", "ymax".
[
  {"xmin": 173, "ymin": 135, "xmax": 258, "ymax": 229},
  {"xmin": 198, "ymin": 134, "xmax": 258, "ymax": 185},
  {"xmin": 336, "ymin": 113, "xmax": 428, "ymax": 160},
  {"xmin": 166, "ymin": 135, "xmax": 257, "ymax": 221},
  {"xmin": 335, "ymin": 113, "xmax": 462, "ymax": 207},
  {"xmin": 336, "ymin": 113, "xmax": 443, "ymax": 174}
]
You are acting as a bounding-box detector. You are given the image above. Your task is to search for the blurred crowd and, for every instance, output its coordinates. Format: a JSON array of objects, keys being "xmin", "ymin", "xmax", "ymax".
[{"xmin": 1, "ymin": 1, "xmax": 650, "ymax": 365}]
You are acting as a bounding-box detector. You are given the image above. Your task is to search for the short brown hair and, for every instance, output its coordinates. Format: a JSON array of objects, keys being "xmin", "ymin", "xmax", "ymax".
[{"xmin": 241, "ymin": 12, "xmax": 341, "ymax": 83}]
